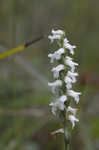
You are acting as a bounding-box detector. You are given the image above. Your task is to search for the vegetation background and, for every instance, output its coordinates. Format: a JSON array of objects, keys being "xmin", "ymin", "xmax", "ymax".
[{"xmin": 0, "ymin": 0, "xmax": 99, "ymax": 150}]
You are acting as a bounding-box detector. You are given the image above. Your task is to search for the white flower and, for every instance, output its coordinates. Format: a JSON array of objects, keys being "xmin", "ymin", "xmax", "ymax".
[
  {"xmin": 48, "ymin": 29, "xmax": 64, "ymax": 43},
  {"xmin": 64, "ymin": 38, "xmax": 76, "ymax": 55},
  {"xmin": 67, "ymin": 106, "xmax": 77, "ymax": 115},
  {"xmin": 52, "ymin": 29, "xmax": 64, "ymax": 35},
  {"xmin": 56, "ymin": 95, "xmax": 66, "ymax": 110},
  {"xmin": 48, "ymin": 80, "xmax": 62, "ymax": 94},
  {"xmin": 48, "ymin": 53, "xmax": 55, "ymax": 63},
  {"xmin": 48, "ymin": 48, "xmax": 65, "ymax": 63},
  {"xmin": 68, "ymin": 115, "xmax": 79, "ymax": 129},
  {"xmin": 48, "ymin": 80, "xmax": 62, "ymax": 87},
  {"xmin": 54, "ymin": 48, "xmax": 65, "ymax": 60},
  {"xmin": 65, "ymin": 56, "xmax": 78, "ymax": 72},
  {"xmin": 67, "ymin": 90, "xmax": 81, "ymax": 103},
  {"xmin": 64, "ymin": 71, "xmax": 78, "ymax": 89},
  {"xmin": 57, "ymin": 95, "xmax": 67, "ymax": 103},
  {"xmin": 49, "ymin": 95, "xmax": 67, "ymax": 115},
  {"xmin": 48, "ymin": 35, "xmax": 62, "ymax": 43},
  {"xmin": 64, "ymin": 76, "xmax": 72, "ymax": 89},
  {"xmin": 67, "ymin": 71, "xmax": 78, "ymax": 83},
  {"xmin": 51, "ymin": 128, "xmax": 64, "ymax": 135},
  {"xmin": 63, "ymin": 37, "xmax": 69, "ymax": 44},
  {"xmin": 51, "ymin": 64, "xmax": 64, "ymax": 78},
  {"xmin": 49, "ymin": 102, "xmax": 57, "ymax": 115}
]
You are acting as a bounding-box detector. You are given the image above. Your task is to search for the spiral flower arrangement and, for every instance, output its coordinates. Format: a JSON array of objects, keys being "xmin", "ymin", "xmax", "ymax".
[{"xmin": 48, "ymin": 29, "xmax": 81, "ymax": 149}]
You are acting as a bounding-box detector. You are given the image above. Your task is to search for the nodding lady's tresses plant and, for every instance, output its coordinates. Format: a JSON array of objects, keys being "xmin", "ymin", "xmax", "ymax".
[{"xmin": 48, "ymin": 29, "xmax": 81, "ymax": 150}]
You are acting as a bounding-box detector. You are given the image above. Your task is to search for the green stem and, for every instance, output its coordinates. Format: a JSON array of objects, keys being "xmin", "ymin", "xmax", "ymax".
[
  {"xmin": 64, "ymin": 121, "xmax": 71, "ymax": 150},
  {"xmin": 64, "ymin": 131, "xmax": 70, "ymax": 150}
]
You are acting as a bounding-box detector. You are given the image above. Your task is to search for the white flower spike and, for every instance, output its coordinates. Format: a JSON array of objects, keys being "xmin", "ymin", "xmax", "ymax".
[{"xmin": 48, "ymin": 29, "xmax": 81, "ymax": 134}]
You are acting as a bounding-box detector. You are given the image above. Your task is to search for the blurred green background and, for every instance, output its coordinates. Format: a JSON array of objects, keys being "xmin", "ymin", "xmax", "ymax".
[{"xmin": 0, "ymin": 0, "xmax": 99, "ymax": 150}]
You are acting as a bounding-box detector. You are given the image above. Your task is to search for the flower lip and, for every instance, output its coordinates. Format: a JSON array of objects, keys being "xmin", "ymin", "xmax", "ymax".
[{"xmin": 48, "ymin": 29, "xmax": 81, "ymax": 129}]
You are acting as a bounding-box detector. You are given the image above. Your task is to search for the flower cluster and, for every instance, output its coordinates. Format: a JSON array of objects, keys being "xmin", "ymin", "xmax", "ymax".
[{"xmin": 48, "ymin": 29, "xmax": 81, "ymax": 129}]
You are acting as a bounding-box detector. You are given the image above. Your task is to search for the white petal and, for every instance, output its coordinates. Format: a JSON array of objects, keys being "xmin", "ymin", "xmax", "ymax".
[
  {"xmin": 67, "ymin": 90, "xmax": 81, "ymax": 103},
  {"xmin": 55, "ymin": 48, "xmax": 65, "ymax": 60},
  {"xmin": 68, "ymin": 115, "xmax": 79, "ymax": 129},
  {"xmin": 48, "ymin": 80, "xmax": 62, "ymax": 94},
  {"xmin": 48, "ymin": 48, "xmax": 65, "ymax": 63},
  {"xmin": 64, "ymin": 76, "xmax": 72, "ymax": 89},
  {"xmin": 58, "ymin": 95, "xmax": 67, "ymax": 102},
  {"xmin": 56, "ymin": 95, "xmax": 67, "ymax": 110},
  {"xmin": 52, "ymin": 29, "xmax": 64, "ymax": 35},
  {"xmin": 67, "ymin": 71, "xmax": 78, "ymax": 83},
  {"xmin": 49, "ymin": 95, "xmax": 67, "ymax": 115},
  {"xmin": 66, "ymin": 82, "xmax": 72, "ymax": 89},
  {"xmin": 51, "ymin": 64, "xmax": 64, "ymax": 78},
  {"xmin": 64, "ymin": 76, "xmax": 72, "ymax": 83},
  {"xmin": 64, "ymin": 38, "xmax": 69, "ymax": 44},
  {"xmin": 48, "ymin": 29, "xmax": 64, "ymax": 43},
  {"xmin": 67, "ymin": 106, "xmax": 77, "ymax": 115},
  {"xmin": 56, "ymin": 48, "xmax": 65, "ymax": 54},
  {"xmin": 57, "ymin": 101, "xmax": 65, "ymax": 110},
  {"xmin": 48, "ymin": 80, "xmax": 62, "ymax": 87},
  {"xmin": 48, "ymin": 34, "xmax": 61, "ymax": 43},
  {"xmin": 48, "ymin": 53, "xmax": 55, "ymax": 63},
  {"xmin": 65, "ymin": 56, "xmax": 78, "ymax": 72},
  {"xmin": 64, "ymin": 38, "xmax": 76, "ymax": 55},
  {"xmin": 49, "ymin": 102, "xmax": 57, "ymax": 115},
  {"xmin": 51, "ymin": 128, "xmax": 64, "ymax": 135},
  {"xmin": 48, "ymin": 35, "xmax": 54, "ymax": 43}
]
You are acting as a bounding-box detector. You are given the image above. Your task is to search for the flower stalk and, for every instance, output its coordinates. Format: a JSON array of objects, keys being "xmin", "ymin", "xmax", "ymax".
[{"xmin": 48, "ymin": 29, "xmax": 81, "ymax": 150}]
